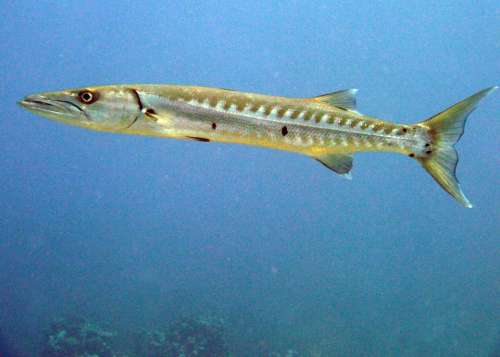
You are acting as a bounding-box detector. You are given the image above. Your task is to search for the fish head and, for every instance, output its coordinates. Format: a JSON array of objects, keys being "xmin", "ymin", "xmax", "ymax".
[{"xmin": 18, "ymin": 86, "xmax": 141, "ymax": 132}]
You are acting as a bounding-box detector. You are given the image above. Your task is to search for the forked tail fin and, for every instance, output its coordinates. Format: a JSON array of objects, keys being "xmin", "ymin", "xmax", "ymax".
[{"xmin": 417, "ymin": 87, "xmax": 497, "ymax": 208}]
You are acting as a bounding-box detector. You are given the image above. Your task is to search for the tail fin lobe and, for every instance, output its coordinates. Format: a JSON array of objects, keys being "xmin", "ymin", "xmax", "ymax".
[{"xmin": 418, "ymin": 86, "xmax": 497, "ymax": 208}]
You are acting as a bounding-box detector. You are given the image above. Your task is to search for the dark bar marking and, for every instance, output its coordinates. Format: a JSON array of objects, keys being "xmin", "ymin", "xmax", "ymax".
[
  {"xmin": 236, "ymin": 101, "xmax": 245, "ymax": 112},
  {"xmin": 277, "ymin": 108, "xmax": 287, "ymax": 118},
  {"xmin": 131, "ymin": 89, "xmax": 143, "ymax": 111},
  {"xmin": 186, "ymin": 136, "xmax": 210, "ymax": 142},
  {"xmin": 281, "ymin": 126, "xmax": 288, "ymax": 136},
  {"xmin": 250, "ymin": 103, "xmax": 261, "ymax": 112},
  {"xmin": 315, "ymin": 112, "xmax": 323, "ymax": 123},
  {"xmin": 125, "ymin": 89, "xmax": 144, "ymax": 129},
  {"xmin": 209, "ymin": 97, "xmax": 218, "ymax": 107}
]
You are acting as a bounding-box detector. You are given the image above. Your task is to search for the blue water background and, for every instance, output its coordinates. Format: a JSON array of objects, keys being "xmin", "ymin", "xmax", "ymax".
[{"xmin": 0, "ymin": 1, "xmax": 499, "ymax": 356}]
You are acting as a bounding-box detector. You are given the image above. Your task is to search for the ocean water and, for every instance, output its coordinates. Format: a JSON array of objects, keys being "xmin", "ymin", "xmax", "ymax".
[{"xmin": 0, "ymin": 1, "xmax": 499, "ymax": 356}]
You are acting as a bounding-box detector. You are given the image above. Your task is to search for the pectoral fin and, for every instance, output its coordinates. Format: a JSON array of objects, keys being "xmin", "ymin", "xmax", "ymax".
[{"xmin": 315, "ymin": 153, "xmax": 354, "ymax": 179}]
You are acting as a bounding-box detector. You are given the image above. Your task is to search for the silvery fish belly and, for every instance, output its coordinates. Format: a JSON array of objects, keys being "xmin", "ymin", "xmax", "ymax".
[{"xmin": 18, "ymin": 84, "xmax": 497, "ymax": 207}]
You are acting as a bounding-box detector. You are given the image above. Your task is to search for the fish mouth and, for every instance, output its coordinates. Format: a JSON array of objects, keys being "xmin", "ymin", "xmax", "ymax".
[{"xmin": 18, "ymin": 95, "xmax": 84, "ymax": 121}]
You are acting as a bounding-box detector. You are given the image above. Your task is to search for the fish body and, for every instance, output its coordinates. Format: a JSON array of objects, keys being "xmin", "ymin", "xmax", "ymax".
[{"xmin": 19, "ymin": 84, "xmax": 497, "ymax": 207}]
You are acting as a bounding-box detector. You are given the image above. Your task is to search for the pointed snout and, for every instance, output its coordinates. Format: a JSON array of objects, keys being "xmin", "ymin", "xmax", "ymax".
[{"xmin": 18, "ymin": 92, "xmax": 84, "ymax": 123}]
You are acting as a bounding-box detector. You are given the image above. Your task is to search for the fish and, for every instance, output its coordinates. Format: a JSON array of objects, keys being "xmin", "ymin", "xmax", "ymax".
[{"xmin": 18, "ymin": 84, "xmax": 496, "ymax": 207}]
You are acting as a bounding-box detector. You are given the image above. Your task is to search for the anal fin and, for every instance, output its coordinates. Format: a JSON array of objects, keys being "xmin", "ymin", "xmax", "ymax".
[{"xmin": 315, "ymin": 153, "xmax": 354, "ymax": 179}]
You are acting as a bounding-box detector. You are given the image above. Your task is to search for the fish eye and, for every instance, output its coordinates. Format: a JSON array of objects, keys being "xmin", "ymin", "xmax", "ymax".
[{"xmin": 78, "ymin": 90, "xmax": 98, "ymax": 104}]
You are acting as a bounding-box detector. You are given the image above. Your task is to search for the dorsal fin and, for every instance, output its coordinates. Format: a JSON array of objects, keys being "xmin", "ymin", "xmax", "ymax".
[
  {"xmin": 312, "ymin": 89, "xmax": 358, "ymax": 110},
  {"xmin": 315, "ymin": 153, "xmax": 354, "ymax": 180}
]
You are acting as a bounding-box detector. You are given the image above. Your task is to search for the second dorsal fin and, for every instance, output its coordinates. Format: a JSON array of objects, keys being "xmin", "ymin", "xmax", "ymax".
[{"xmin": 312, "ymin": 89, "xmax": 358, "ymax": 110}]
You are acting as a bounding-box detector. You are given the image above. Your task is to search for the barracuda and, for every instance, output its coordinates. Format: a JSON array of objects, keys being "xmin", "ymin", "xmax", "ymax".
[{"xmin": 19, "ymin": 84, "xmax": 496, "ymax": 207}]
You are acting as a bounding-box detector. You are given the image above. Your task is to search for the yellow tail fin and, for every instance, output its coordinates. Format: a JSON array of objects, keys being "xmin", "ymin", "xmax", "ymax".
[{"xmin": 418, "ymin": 87, "xmax": 497, "ymax": 208}]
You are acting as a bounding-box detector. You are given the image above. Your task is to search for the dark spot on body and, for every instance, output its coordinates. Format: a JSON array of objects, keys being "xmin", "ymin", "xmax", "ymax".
[
  {"xmin": 409, "ymin": 153, "xmax": 415, "ymax": 158},
  {"xmin": 281, "ymin": 126, "xmax": 288, "ymax": 136},
  {"xmin": 402, "ymin": 127, "xmax": 408, "ymax": 133},
  {"xmin": 426, "ymin": 150, "xmax": 432, "ymax": 155},
  {"xmin": 425, "ymin": 143, "xmax": 430, "ymax": 147},
  {"xmin": 144, "ymin": 108, "xmax": 158, "ymax": 121},
  {"xmin": 211, "ymin": 123, "xmax": 217, "ymax": 130}
]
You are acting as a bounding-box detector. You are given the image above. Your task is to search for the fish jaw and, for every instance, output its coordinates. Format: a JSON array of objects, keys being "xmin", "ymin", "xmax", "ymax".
[
  {"xmin": 18, "ymin": 93, "xmax": 86, "ymax": 125},
  {"xmin": 18, "ymin": 86, "xmax": 143, "ymax": 132}
]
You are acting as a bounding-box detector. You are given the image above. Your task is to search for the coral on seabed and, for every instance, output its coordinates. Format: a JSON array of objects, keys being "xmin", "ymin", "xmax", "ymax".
[
  {"xmin": 164, "ymin": 317, "xmax": 228, "ymax": 357},
  {"xmin": 133, "ymin": 316, "xmax": 228, "ymax": 357},
  {"xmin": 40, "ymin": 315, "xmax": 300, "ymax": 356},
  {"xmin": 40, "ymin": 316, "xmax": 116, "ymax": 357},
  {"xmin": 131, "ymin": 329, "xmax": 167, "ymax": 357}
]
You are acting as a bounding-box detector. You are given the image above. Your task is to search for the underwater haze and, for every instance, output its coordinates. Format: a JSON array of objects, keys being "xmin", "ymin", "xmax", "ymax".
[{"xmin": 1, "ymin": 1, "xmax": 499, "ymax": 356}]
